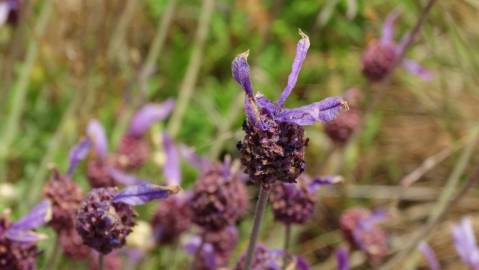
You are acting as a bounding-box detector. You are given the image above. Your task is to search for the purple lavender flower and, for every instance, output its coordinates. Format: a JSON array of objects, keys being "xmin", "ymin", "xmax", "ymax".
[
  {"xmin": 339, "ymin": 208, "xmax": 388, "ymax": 263},
  {"xmin": 0, "ymin": 200, "xmax": 51, "ymax": 269},
  {"xmin": 75, "ymin": 183, "xmax": 180, "ymax": 254},
  {"xmin": 419, "ymin": 241, "xmax": 440, "ymax": 270},
  {"xmin": 361, "ymin": 9, "xmax": 433, "ymax": 82},
  {"xmin": 235, "ymin": 243, "xmax": 310, "ymax": 270},
  {"xmin": 116, "ymin": 100, "xmax": 175, "ymax": 170},
  {"xmin": 233, "ymin": 31, "xmax": 347, "ymax": 186},
  {"xmin": 452, "ymin": 217, "xmax": 479, "ymax": 269},
  {"xmin": 269, "ymin": 174, "xmax": 342, "ymax": 225}
]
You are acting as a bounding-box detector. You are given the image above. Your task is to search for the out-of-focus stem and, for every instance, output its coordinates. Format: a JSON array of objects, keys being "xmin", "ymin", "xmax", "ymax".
[
  {"xmin": 283, "ymin": 223, "xmax": 292, "ymax": 269},
  {"xmin": 244, "ymin": 185, "xmax": 270, "ymax": 270},
  {"xmin": 99, "ymin": 254, "xmax": 104, "ymax": 270},
  {"xmin": 167, "ymin": 0, "xmax": 215, "ymax": 138},
  {"xmin": 107, "ymin": 0, "xmax": 138, "ymax": 61}
]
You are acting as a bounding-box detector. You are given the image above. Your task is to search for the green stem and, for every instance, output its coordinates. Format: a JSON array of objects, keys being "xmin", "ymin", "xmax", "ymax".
[{"xmin": 243, "ymin": 185, "xmax": 270, "ymax": 270}]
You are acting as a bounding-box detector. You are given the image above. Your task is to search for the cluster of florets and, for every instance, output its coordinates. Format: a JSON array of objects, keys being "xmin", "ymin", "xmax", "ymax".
[
  {"xmin": 76, "ymin": 187, "xmax": 137, "ymax": 254},
  {"xmin": 361, "ymin": 41, "xmax": 397, "ymax": 82},
  {"xmin": 269, "ymin": 181, "xmax": 315, "ymax": 225},
  {"xmin": 115, "ymin": 134, "xmax": 150, "ymax": 170},
  {"xmin": 0, "ymin": 218, "xmax": 38, "ymax": 270},
  {"xmin": 190, "ymin": 163, "xmax": 248, "ymax": 231}
]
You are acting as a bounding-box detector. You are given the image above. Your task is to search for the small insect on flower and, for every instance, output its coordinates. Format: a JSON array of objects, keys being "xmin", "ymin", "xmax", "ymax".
[
  {"xmin": 235, "ymin": 243, "xmax": 310, "ymax": 270},
  {"xmin": 269, "ymin": 175, "xmax": 342, "ymax": 225},
  {"xmin": 0, "ymin": 200, "xmax": 52, "ymax": 270},
  {"xmin": 233, "ymin": 30, "xmax": 347, "ymax": 187},
  {"xmin": 115, "ymin": 100, "xmax": 175, "ymax": 170},
  {"xmin": 452, "ymin": 217, "xmax": 479, "ymax": 269},
  {"xmin": 75, "ymin": 183, "xmax": 181, "ymax": 254},
  {"xmin": 361, "ymin": 9, "xmax": 433, "ymax": 82}
]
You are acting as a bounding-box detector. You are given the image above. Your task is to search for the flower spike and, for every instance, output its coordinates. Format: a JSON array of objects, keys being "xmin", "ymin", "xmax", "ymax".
[{"xmin": 277, "ymin": 29, "xmax": 310, "ymax": 107}]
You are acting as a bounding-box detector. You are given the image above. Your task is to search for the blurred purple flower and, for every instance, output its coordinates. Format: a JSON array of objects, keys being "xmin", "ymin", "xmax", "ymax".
[
  {"xmin": 162, "ymin": 132, "xmax": 181, "ymax": 186},
  {"xmin": 452, "ymin": 217, "xmax": 479, "ymax": 269},
  {"xmin": 112, "ymin": 183, "xmax": 181, "ymax": 206},
  {"xmin": 67, "ymin": 138, "xmax": 91, "ymax": 176},
  {"xmin": 4, "ymin": 200, "xmax": 51, "ymax": 243},
  {"xmin": 336, "ymin": 247, "xmax": 350, "ymax": 270},
  {"xmin": 179, "ymin": 144, "xmax": 210, "ymax": 172},
  {"xmin": 362, "ymin": 9, "xmax": 433, "ymax": 81},
  {"xmin": 419, "ymin": 241, "xmax": 440, "ymax": 270},
  {"xmin": 127, "ymin": 100, "xmax": 175, "ymax": 137},
  {"xmin": 87, "ymin": 119, "xmax": 109, "ymax": 160},
  {"xmin": 235, "ymin": 243, "xmax": 310, "ymax": 270}
]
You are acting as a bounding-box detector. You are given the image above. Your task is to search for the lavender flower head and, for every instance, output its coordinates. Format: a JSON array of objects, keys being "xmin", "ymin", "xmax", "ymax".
[
  {"xmin": 233, "ymin": 31, "xmax": 347, "ymax": 186},
  {"xmin": 269, "ymin": 175, "xmax": 342, "ymax": 224},
  {"xmin": 339, "ymin": 208, "xmax": 388, "ymax": 263},
  {"xmin": 0, "ymin": 200, "xmax": 51, "ymax": 269},
  {"xmin": 235, "ymin": 243, "xmax": 310, "ymax": 270},
  {"xmin": 190, "ymin": 159, "xmax": 249, "ymax": 231},
  {"xmin": 76, "ymin": 183, "xmax": 180, "ymax": 254},
  {"xmin": 116, "ymin": 100, "xmax": 175, "ymax": 170},
  {"xmin": 452, "ymin": 217, "xmax": 479, "ymax": 269},
  {"xmin": 361, "ymin": 9, "xmax": 433, "ymax": 82}
]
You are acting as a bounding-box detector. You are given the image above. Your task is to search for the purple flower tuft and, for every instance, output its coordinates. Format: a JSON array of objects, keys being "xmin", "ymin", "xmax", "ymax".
[
  {"xmin": 8, "ymin": 200, "xmax": 52, "ymax": 233},
  {"xmin": 112, "ymin": 183, "xmax": 181, "ymax": 206},
  {"xmin": 127, "ymin": 100, "xmax": 175, "ymax": 138}
]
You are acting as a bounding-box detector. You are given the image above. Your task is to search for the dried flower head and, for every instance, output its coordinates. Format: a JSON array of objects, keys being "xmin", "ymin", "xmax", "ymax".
[
  {"xmin": 76, "ymin": 184, "xmax": 180, "ymax": 254},
  {"xmin": 233, "ymin": 31, "xmax": 347, "ymax": 186},
  {"xmin": 235, "ymin": 243, "xmax": 310, "ymax": 270},
  {"xmin": 361, "ymin": 9, "xmax": 433, "ymax": 82},
  {"xmin": 0, "ymin": 200, "xmax": 51, "ymax": 269},
  {"xmin": 190, "ymin": 161, "xmax": 249, "ymax": 231},
  {"xmin": 340, "ymin": 208, "xmax": 388, "ymax": 263}
]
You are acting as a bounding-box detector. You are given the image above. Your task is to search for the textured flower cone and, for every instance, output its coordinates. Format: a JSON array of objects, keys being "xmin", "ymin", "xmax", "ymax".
[
  {"xmin": 269, "ymin": 182, "xmax": 315, "ymax": 224},
  {"xmin": 88, "ymin": 252, "xmax": 121, "ymax": 270},
  {"xmin": 76, "ymin": 187, "xmax": 137, "ymax": 254},
  {"xmin": 115, "ymin": 134, "xmax": 150, "ymax": 170},
  {"xmin": 340, "ymin": 208, "xmax": 388, "ymax": 263},
  {"xmin": 237, "ymin": 110, "xmax": 307, "ymax": 186},
  {"xmin": 0, "ymin": 219, "xmax": 38, "ymax": 270},
  {"xmin": 59, "ymin": 228, "xmax": 91, "ymax": 259},
  {"xmin": 324, "ymin": 107, "xmax": 362, "ymax": 145},
  {"xmin": 87, "ymin": 159, "xmax": 117, "ymax": 188},
  {"xmin": 190, "ymin": 165, "xmax": 249, "ymax": 231},
  {"xmin": 43, "ymin": 171, "xmax": 83, "ymax": 232},
  {"xmin": 151, "ymin": 196, "xmax": 192, "ymax": 245},
  {"xmin": 361, "ymin": 41, "xmax": 397, "ymax": 81}
]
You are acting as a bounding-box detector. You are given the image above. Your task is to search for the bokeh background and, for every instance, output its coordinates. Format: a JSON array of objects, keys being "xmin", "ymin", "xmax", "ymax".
[{"xmin": 1, "ymin": 0, "xmax": 479, "ymax": 269}]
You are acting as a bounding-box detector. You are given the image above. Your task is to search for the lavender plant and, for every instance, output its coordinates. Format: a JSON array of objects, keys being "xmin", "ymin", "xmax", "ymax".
[{"xmin": 232, "ymin": 30, "xmax": 347, "ymax": 269}]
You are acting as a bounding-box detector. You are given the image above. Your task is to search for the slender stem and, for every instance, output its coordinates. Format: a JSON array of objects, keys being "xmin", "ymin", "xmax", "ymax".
[
  {"xmin": 99, "ymin": 254, "xmax": 104, "ymax": 270},
  {"xmin": 282, "ymin": 223, "xmax": 292, "ymax": 269},
  {"xmin": 244, "ymin": 185, "xmax": 270, "ymax": 270}
]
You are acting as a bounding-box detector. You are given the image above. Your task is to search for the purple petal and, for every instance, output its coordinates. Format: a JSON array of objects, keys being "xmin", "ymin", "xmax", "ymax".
[
  {"xmin": 86, "ymin": 119, "xmax": 108, "ymax": 159},
  {"xmin": 402, "ymin": 59, "xmax": 433, "ymax": 80},
  {"xmin": 5, "ymin": 229, "xmax": 48, "ymax": 243},
  {"xmin": 277, "ymin": 30, "xmax": 310, "ymax": 107},
  {"xmin": 162, "ymin": 133, "xmax": 181, "ymax": 186},
  {"xmin": 183, "ymin": 235, "xmax": 217, "ymax": 269},
  {"xmin": 244, "ymin": 96, "xmax": 261, "ymax": 128},
  {"xmin": 108, "ymin": 168, "xmax": 148, "ymax": 186},
  {"xmin": 128, "ymin": 99, "xmax": 175, "ymax": 137},
  {"xmin": 179, "ymin": 144, "xmax": 210, "ymax": 171},
  {"xmin": 183, "ymin": 235, "xmax": 202, "ymax": 255},
  {"xmin": 419, "ymin": 242, "xmax": 440, "ymax": 270},
  {"xmin": 381, "ymin": 8, "xmax": 401, "ymax": 45},
  {"xmin": 67, "ymin": 138, "xmax": 91, "ymax": 176},
  {"xmin": 0, "ymin": 2, "xmax": 9, "ymax": 25},
  {"xmin": 308, "ymin": 175, "xmax": 343, "ymax": 193},
  {"xmin": 452, "ymin": 217, "xmax": 479, "ymax": 269},
  {"xmin": 276, "ymin": 96, "xmax": 348, "ymax": 126},
  {"xmin": 255, "ymin": 93, "xmax": 278, "ymax": 115},
  {"xmin": 10, "ymin": 200, "xmax": 52, "ymax": 231},
  {"xmin": 112, "ymin": 183, "xmax": 181, "ymax": 205},
  {"xmin": 296, "ymin": 256, "xmax": 310, "ymax": 270},
  {"xmin": 336, "ymin": 247, "xmax": 350, "ymax": 270},
  {"xmin": 232, "ymin": 50, "xmax": 254, "ymax": 99}
]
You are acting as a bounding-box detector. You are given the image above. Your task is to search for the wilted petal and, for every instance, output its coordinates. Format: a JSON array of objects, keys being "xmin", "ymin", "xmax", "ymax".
[
  {"xmin": 67, "ymin": 138, "xmax": 91, "ymax": 176},
  {"xmin": 232, "ymin": 50, "xmax": 254, "ymax": 98},
  {"xmin": 128, "ymin": 99, "xmax": 175, "ymax": 137},
  {"xmin": 452, "ymin": 217, "xmax": 479, "ymax": 269},
  {"xmin": 336, "ymin": 247, "xmax": 350, "ymax": 270},
  {"xmin": 277, "ymin": 30, "xmax": 310, "ymax": 107},
  {"xmin": 108, "ymin": 167, "xmax": 148, "ymax": 186},
  {"xmin": 179, "ymin": 144, "xmax": 210, "ymax": 171},
  {"xmin": 402, "ymin": 59, "xmax": 433, "ymax": 80},
  {"xmin": 10, "ymin": 200, "xmax": 52, "ymax": 231},
  {"xmin": 113, "ymin": 183, "xmax": 181, "ymax": 205},
  {"xmin": 308, "ymin": 175, "xmax": 343, "ymax": 193},
  {"xmin": 162, "ymin": 133, "xmax": 181, "ymax": 186},
  {"xmin": 419, "ymin": 242, "xmax": 440, "ymax": 270},
  {"xmin": 276, "ymin": 96, "xmax": 348, "ymax": 126},
  {"xmin": 5, "ymin": 229, "xmax": 48, "ymax": 243},
  {"xmin": 86, "ymin": 119, "xmax": 108, "ymax": 159},
  {"xmin": 381, "ymin": 8, "xmax": 401, "ymax": 45}
]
